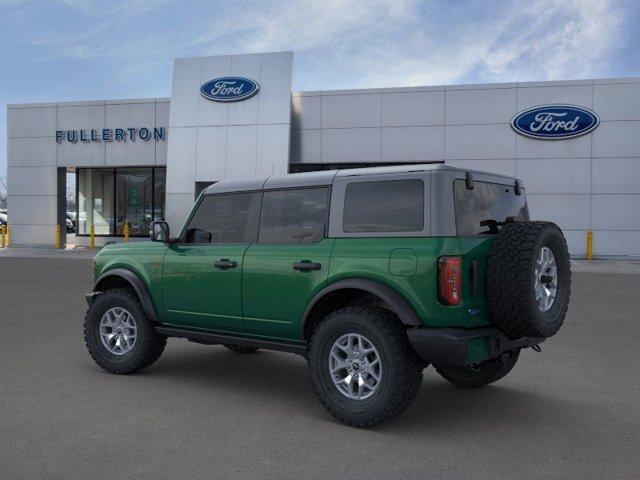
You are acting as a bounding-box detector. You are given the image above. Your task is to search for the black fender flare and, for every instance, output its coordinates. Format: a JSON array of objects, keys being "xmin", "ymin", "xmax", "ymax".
[
  {"xmin": 93, "ymin": 268, "xmax": 160, "ymax": 323},
  {"xmin": 300, "ymin": 278, "xmax": 422, "ymax": 338}
]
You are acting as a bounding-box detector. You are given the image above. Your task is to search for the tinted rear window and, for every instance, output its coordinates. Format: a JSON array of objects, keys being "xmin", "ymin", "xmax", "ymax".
[
  {"xmin": 454, "ymin": 179, "xmax": 529, "ymax": 235},
  {"xmin": 343, "ymin": 179, "xmax": 424, "ymax": 233}
]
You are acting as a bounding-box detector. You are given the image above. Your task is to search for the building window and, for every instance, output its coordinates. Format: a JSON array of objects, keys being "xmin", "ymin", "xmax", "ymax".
[{"xmin": 77, "ymin": 167, "xmax": 166, "ymax": 237}]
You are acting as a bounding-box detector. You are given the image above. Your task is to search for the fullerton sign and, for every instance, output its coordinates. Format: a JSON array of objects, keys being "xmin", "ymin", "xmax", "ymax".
[
  {"xmin": 511, "ymin": 105, "xmax": 599, "ymax": 140},
  {"xmin": 56, "ymin": 127, "xmax": 166, "ymax": 143}
]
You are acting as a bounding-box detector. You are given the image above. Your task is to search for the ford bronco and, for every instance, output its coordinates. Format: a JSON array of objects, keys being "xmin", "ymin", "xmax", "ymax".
[{"xmin": 84, "ymin": 165, "xmax": 571, "ymax": 427}]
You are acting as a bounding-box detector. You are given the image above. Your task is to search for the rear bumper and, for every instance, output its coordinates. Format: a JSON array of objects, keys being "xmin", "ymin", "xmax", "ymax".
[{"xmin": 407, "ymin": 326, "xmax": 544, "ymax": 367}]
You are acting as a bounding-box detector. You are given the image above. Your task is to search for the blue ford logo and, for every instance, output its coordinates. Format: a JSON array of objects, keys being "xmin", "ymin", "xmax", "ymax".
[
  {"xmin": 200, "ymin": 77, "xmax": 260, "ymax": 102},
  {"xmin": 511, "ymin": 105, "xmax": 599, "ymax": 140}
]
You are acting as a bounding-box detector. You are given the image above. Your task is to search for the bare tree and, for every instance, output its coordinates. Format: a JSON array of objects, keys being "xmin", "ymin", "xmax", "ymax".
[{"xmin": 0, "ymin": 176, "xmax": 7, "ymax": 209}]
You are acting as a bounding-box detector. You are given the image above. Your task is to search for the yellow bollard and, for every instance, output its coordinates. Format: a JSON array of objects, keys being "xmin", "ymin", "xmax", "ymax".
[
  {"xmin": 1, "ymin": 224, "xmax": 5, "ymax": 248},
  {"xmin": 89, "ymin": 224, "xmax": 95, "ymax": 249},
  {"xmin": 55, "ymin": 224, "xmax": 62, "ymax": 249},
  {"xmin": 586, "ymin": 230, "xmax": 593, "ymax": 261},
  {"xmin": 123, "ymin": 223, "xmax": 129, "ymax": 243},
  {"xmin": 6, "ymin": 224, "xmax": 9, "ymax": 246}
]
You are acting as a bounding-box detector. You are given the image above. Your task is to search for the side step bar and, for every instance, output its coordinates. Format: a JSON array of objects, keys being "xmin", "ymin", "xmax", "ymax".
[{"xmin": 156, "ymin": 326, "xmax": 308, "ymax": 356}]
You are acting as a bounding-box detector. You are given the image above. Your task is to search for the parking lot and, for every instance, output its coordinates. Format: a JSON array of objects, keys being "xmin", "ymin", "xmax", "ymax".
[{"xmin": 1, "ymin": 256, "xmax": 639, "ymax": 479}]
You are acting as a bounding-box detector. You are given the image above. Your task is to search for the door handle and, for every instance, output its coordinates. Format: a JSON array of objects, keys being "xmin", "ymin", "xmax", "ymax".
[
  {"xmin": 293, "ymin": 261, "xmax": 321, "ymax": 271},
  {"xmin": 214, "ymin": 259, "xmax": 237, "ymax": 269}
]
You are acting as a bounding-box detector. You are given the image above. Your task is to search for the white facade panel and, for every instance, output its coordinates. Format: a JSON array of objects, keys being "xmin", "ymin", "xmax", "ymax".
[
  {"xmin": 226, "ymin": 125, "xmax": 258, "ymax": 179},
  {"xmin": 516, "ymin": 85, "xmax": 592, "ymax": 110},
  {"xmin": 526, "ymin": 194, "xmax": 591, "ymax": 230},
  {"xmin": 7, "ymin": 106, "xmax": 57, "ymax": 138},
  {"xmin": 290, "ymin": 129, "xmax": 321, "ymax": 164},
  {"xmin": 7, "ymin": 194, "xmax": 57, "ymax": 226},
  {"xmin": 106, "ymin": 137, "xmax": 155, "ymax": 166},
  {"xmin": 7, "ymin": 166, "xmax": 58, "ymax": 196},
  {"xmin": 195, "ymin": 126, "xmax": 227, "ymax": 181},
  {"xmin": 563, "ymin": 230, "xmax": 588, "ymax": 257},
  {"xmin": 292, "ymin": 95, "xmax": 321, "ymax": 130},
  {"xmin": 322, "ymin": 94, "xmax": 381, "ymax": 129},
  {"xmin": 322, "ymin": 128, "xmax": 381, "ymax": 163},
  {"xmin": 381, "ymin": 91, "xmax": 445, "ymax": 127},
  {"xmin": 593, "ymin": 82, "xmax": 640, "ymax": 121},
  {"xmin": 592, "ymin": 158, "xmax": 640, "ymax": 193},
  {"xmin": 591, "ymin": 195, "xmax": 640, "ymax": 230},
  {"xmin": 106, "ymin": 102, "xmax": 155, "ymax": 127},
  {"xmin": 592, "ymin": 121, "xmax": 640, "ymax": 157},
  {"xmin": 516, "ymin": 134, "xmax": 591, "ymax": 159},
  {"xmin": 592, "ymin": 231, "xmax": 640, "ymax": 256},
  {"xmin": 165, "ymin": 127, "xmax": 196, "ymax": 194},
  {"xmin": 58, "ymin": 141, "xmax": 105, "ymax": 167},
  {"xmin": 517, "ymin": 158, "xmax": 591, "ymax": 194},
  {"xmin": 169, "ymin": 57, "xmax": 201, "ymax": 127},
  {"xmin": 6, "ymin": 224, "xmax": 57, "ymax": 246},
  {"xmin": 257, "ymin": 124, "xmax": 290, "ymax": 176},
  {"xmin": 7, "ymin": 137, "xmax": 57, "ymax": 167},
  {"xmin": 446, "ymin": 88, "xmax": 516, "ymax": 125},
  {"xmin": 258, "ymin": 51, "xmax": 294, "ymax": 124},
  {"xmin": 445, "ymin": 124, "xmax": 515, "ymax": 159},
  {"xmin": 381, "ymin": 126, "xmax": 444, "ymax": 162},
  {"xmin": 58, "ymin": 104, "xmax": 105, "ymax": 132}
]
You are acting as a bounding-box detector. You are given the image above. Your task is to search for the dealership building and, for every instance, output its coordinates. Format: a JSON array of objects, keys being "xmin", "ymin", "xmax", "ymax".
[{"xmin": 6, "ymin": 51, "xmax": 640, "ymax": 257}]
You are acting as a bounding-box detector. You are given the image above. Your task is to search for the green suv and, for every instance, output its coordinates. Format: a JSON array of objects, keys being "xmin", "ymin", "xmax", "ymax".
[{"xmin": 84, "ymin": 165, "xmax": 571, "ymax": 427}]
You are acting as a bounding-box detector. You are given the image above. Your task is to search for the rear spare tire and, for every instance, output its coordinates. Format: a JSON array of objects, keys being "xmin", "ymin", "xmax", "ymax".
[{"xmin": 486, "ymin": 221, "xmax": 571, "ymax": 339}]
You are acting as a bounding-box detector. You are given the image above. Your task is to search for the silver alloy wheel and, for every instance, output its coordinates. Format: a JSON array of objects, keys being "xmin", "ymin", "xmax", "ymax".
[
  {"xmin": 534, "ymin": 246, "xmax": 558, "ymax": 312},
  {"xmin": 100, "ymin": 307, "xmax": 137, "ymax": 355},
  {"xmin": 329, "ymin": 333, "xmax": 382, "ymax": 400}
]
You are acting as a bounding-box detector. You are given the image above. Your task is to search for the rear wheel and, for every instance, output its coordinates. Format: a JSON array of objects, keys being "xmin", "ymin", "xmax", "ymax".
[
  {"xmin": 223, "ymin": 344, "xmax": 260, "ymax": 354},
  {"xmin": 84, "ymin": 288, "xmax": 166, "ymax": 374},
  {"xmin": 435, "ymin": 349, "xmax": 520, "ymax": 388},
  {"xmin": 308, "ymin": 307, "xmax": 423, "ymax": 427}
]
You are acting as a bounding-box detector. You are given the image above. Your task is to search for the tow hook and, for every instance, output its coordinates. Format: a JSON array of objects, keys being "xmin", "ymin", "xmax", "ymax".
[{"xmin": 531, "ymin": 344, "xmax": 542, "ymax": 353}]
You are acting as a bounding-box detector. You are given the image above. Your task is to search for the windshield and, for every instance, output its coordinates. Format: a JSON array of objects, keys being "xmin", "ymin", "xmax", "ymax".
[{"xmin": 453, "ymin": 179, "xmax": 529, "ymax": 235}]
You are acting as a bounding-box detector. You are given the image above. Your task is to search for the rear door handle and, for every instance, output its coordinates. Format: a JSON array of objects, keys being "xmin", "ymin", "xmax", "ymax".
[
  {"xmin": 293, "ymin": 261, "xmax": 321, "ymax": 271},
  {"xmin": 214, "ymin": 259, "xmax": 237, "ymax": 269}
]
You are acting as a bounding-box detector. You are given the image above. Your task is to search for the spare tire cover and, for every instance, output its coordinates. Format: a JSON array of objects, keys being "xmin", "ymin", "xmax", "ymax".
[{"xmin": 486, "ymin": 221, "xmax": 571, "ymax": 339}]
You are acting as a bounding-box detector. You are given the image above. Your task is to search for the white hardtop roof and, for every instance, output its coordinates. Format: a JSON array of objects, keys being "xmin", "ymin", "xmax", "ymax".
[{"xmin": 203, "ymin": 163, "xmax": 519, "ymax": 195}]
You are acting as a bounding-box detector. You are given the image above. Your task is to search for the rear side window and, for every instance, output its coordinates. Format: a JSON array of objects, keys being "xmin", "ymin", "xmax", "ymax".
[
  {"xmin": 343, "ymin": 179, "xmax": 424, "ymax": 232},
  {"xmin": 454, "ymin": 180, "xmax": 529, "ymax": 235},
  {"xmin": 259, "ymin": 188, "xmax": 329, "ymax": 243},
  {"xmin": 183, "ymin": 192, "xmax": 259, "ymax": 244}
]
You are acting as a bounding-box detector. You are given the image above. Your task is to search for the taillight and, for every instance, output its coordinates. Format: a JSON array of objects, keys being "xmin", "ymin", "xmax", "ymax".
[{"xmin": 438, "ymin": 256, "xmax": 462, "ymax": 306}]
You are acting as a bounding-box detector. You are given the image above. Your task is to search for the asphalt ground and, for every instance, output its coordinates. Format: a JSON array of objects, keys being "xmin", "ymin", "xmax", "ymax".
[{"xmin": 1, "ymin": 257, "xmax": 639, "ymax": 479}]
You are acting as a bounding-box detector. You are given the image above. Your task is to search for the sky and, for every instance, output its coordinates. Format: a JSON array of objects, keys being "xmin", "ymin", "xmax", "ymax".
[{"xmin": 1, "ymin": 0, "xmax": 639, "ymax": 186}]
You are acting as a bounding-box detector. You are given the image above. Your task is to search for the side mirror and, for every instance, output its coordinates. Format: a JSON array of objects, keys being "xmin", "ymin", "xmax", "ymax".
[{"xmin": 150, "ymin": 221, "xmax": 170, "ymax": 243}]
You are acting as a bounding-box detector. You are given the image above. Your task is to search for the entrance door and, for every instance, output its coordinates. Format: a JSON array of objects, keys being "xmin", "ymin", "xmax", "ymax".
[
  {"xmin": 242, "ymin": 187, "xmax": 333, "ymax": 340},
  {"xmin": 162, "ymin": 191, "xmax": 261, "ymax": 332}
]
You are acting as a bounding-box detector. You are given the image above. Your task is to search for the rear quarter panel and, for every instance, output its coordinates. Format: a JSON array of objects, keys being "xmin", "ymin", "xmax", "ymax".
[{"xmin": 328, "ymin": 237, "xmax": 491, "ymax": 328}]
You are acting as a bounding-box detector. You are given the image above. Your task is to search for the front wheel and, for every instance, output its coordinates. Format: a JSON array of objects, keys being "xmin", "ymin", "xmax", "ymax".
[
  {"xmin": 435, "ymin": 349, "xmax": 520, "ymax": 388},
  {"xmin": 308, "ymin": 307, "xmax": 423, "ymax": 427},
  {"xmin": 84, "ymin": 288, "xmax": 167, "ymax": 374}
]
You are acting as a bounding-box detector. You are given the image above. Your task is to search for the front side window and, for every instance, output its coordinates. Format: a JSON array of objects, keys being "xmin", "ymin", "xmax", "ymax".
[
  {"xmin": 454, "ymin": 179, "xmax": 529, "ymax": 235},
  {"xmin": 343, "ymin": 179, "xmax": 424, "ymax": 233},
  {"xmin": 259, "ymin": 188, "xmax": 329, "ymax": 244},
  {"xmin": 183, "ymin": 193, "xmax": 259, "ymax": 244}
]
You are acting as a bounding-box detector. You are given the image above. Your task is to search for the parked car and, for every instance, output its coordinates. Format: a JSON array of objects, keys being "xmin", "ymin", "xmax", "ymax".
[
  {"xmin": 83, "ymin": 165, "xmax": 571, "ymax": 427},
  {"xmin": 0, "ymin": 212, "xmax": 6, "ymax": 226}
]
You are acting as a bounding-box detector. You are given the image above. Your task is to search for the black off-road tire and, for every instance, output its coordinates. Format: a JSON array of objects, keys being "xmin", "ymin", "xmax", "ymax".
[
  {"xmin": 308, "ymin": 307, "xmax": 423, "ymax": 428},
  {"xmin": 435, "ymin": 349, "xmax": 520, "ymax": 388},
  {"xmin": 84, "ymin": 288, "xmax": 167, "ymax": 374},
  {"xmin": 223, "ymin": 344, "xmax": 260, "ymax": 354},
  {"xmin": 486, "ymin": 221, "xmax": 571, "ymax": 339}
]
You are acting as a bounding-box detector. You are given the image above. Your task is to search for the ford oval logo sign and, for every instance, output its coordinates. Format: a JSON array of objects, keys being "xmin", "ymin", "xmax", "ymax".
[
  {"xmin": 511, "ymin": 105, "xmax": 599, "ymax": 140},
  {"xmin": 200, "ymin": 77, "xmax": 260, "ymax": 102}
]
